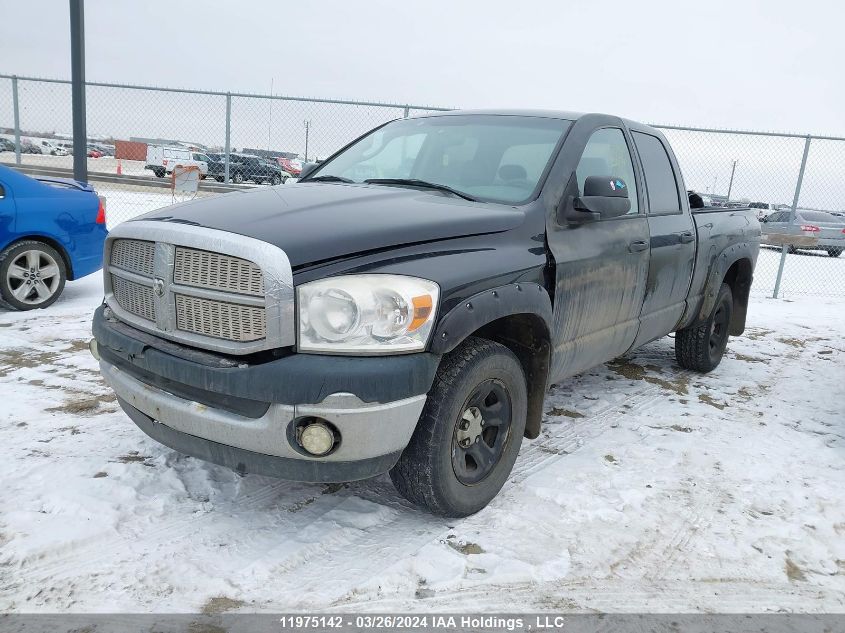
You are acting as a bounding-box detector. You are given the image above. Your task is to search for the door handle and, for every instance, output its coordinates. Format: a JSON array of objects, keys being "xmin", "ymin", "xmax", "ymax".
[
  {"xmin": 677, "ymin": 231, "xmax": 695, "ymax": 244},
  {"xmin": 628, "ymin": 240, "xmax": 649, "ymax": 252}
]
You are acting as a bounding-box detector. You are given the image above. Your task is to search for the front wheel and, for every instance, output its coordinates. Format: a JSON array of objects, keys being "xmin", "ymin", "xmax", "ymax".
[
  {"xmin": 232, "ymin": 171, "xmax": 244, "ymax": 184},
  {"xmin": 390, "ymin": 337, "xmax": 527, "ymax": 517},
  {"xmin": 0, "ymin": 241, "xmax": 67, "ymax": 311},
  {"xmin": 675, "ymin": 283, "xmax": 733, "ymax": 372}
]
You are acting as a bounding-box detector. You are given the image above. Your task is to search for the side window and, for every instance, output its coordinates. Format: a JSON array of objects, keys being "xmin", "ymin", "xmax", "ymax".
[
  {"xmin": 576, "ymin": 128, "xmax": 639, "ymax": 215},
  {"xmin": 632, "ymin": 132, "xmax": 682, "ymax": 215}
]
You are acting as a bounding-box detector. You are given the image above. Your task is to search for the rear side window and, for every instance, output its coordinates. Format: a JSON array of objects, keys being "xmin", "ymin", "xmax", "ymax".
[
  {"xmin": 799, "ymin": 211, "xmax": 844, "ymax": 224},
  {"xmin": 633, "ymin": 132, "xmax": 681, "ymax": 215}
]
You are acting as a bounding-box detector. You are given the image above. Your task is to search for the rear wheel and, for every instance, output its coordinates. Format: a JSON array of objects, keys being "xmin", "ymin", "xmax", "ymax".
[
  {"xmin": 827, "ymin": 248, "xmax": 842, "ymax": 258},
  {"xmin": 0, "ymin": 241, "xmax": 67, "ymax": 311},
  {"xmin": 675, "ymin": 283, "xmax": 733, "ymax": 373},
  {"xmin": 390, "ymin": 337, "xmax": 527, "ymax": 517}
]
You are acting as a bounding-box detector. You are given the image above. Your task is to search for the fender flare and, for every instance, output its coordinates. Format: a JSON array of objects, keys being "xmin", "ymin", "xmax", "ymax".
[
  {"xmin": 429, "ymin": 282, "xmax": 554, "ymax": 440},
  {"xmin": 430, "ymin": 282, "xmax": 553, "ymax": 355},
  {"xmin": 696, "ymin": 241, "xmax": 756, "ymax": 327}
]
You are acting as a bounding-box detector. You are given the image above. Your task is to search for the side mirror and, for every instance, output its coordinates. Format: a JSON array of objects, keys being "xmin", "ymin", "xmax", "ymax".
[
  {"xmin": 298, "ymin": 162, "xmax": 321, "ymax": 180},
  {"xmin": 568, "ymin": 176, "xmax": 631, "ymax": 223}
]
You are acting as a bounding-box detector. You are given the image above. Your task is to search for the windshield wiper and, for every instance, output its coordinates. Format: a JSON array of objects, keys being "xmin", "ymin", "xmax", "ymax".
[
  {"xmin": 364, "ymin": 178, "xmax": 477, "ymax": 202},
  {"xmin": 305, "ymin": 175, "xmax": 355, "ymax": 183}
]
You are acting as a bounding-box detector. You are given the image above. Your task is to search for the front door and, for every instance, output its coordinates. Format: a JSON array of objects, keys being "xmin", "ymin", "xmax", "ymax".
[{"xmin": 547, "ymin": 124, "xmax": 650, "ymax": 382}]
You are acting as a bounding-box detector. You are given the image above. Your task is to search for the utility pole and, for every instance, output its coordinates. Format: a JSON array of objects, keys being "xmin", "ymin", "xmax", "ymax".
[
  {"xmin": 726, "ymin": 160, "xmax": 737, "ymax": 202},
  {"xmin": 69, "ymin": 0, "xmax": 87, "ymax": 182},
  {"xmin": 304, "ymin": 120, "xmax": 311, "ymax": 162}
]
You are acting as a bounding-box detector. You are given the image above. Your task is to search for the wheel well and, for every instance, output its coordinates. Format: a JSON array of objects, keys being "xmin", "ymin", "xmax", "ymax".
[
  {"xmin": 722, "ymin": 258, "xmax": 753, "ymax": 336},
  {"xmin": 4, "ymin": 236, "xmax": 74, "ymax": 280},
  {"xmin": 472, "ymin": 313, "xmax": 551, "ymax": 440}
]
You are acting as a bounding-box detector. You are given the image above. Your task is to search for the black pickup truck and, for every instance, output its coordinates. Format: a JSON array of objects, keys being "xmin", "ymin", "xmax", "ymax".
[
  {"xmin": 207, "ymin": 153, "xmax": 286, "ymax": 185},
  {"xmin": 92, "ymin": 110, "xmax": 760, "ymax": 516}
]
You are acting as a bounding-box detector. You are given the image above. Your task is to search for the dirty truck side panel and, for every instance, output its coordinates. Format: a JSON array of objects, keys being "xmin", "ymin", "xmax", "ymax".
[
  {"xmin": 541, "ymin": 114, "xmax": 650, "ymax": 383},
  {"xmin": 628, "ymin": 127, "xmax": 697, "ymax": 348}
]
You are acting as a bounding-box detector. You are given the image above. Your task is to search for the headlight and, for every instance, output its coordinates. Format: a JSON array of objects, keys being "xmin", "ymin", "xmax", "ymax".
[{"xmin": 297, "ymin": 275, "xmax": 439, "ymax": 354}]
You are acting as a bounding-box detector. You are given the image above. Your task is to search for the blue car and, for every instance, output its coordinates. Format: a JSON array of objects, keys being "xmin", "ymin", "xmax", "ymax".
[{"xmin": 0, "ymin": 165, "xmax": 107, "ymax": 310}]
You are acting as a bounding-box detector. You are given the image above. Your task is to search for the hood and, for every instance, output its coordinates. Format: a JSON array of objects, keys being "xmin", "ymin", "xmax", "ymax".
[{"xmin": 136, "ymin": 182, "xmax": 525, "ymax": 267}]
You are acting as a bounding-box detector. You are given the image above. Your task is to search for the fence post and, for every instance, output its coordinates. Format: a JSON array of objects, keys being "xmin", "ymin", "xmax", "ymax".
[
  {"xmin": 224, "ymin": 92, "xmax": 231, "ymax": 184},
  {"xmin": 772, "ymin": 135, "xmax": 812, "ymax": 299},
  {"xmin": 11, "ymin": 76, "xmax": 21, "ymax": 165}
]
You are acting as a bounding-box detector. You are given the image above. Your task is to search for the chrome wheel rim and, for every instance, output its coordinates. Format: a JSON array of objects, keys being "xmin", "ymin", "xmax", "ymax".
[{"xmin": 6, "ymin": 250, "xmax": 61, "ymax": 305}]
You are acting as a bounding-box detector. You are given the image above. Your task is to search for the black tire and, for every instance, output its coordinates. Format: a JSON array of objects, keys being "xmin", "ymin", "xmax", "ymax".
[
  {"xmin": 154, "ymin": 168, "xmax": 165, "ymax": 178},
  {"xmin": 232, "ymin": 171, "xmax": 244, "ymax": 184},
  {"xmin": 827, "ymin": 248, "xmax": 842, "ymax": 258},
  {"xmin": 675, "ymin": 283, "xmax": 733, "ymax": 373},
  {"xmin": 271, "ymin": 174, "xmax": 282, "ymax": 186},
  {"xmin": 214, "ymin": 176, "xmax": 224, "ymax": 183},
  {"xmin": 390, "ymin": 337, "xmax": 527, "ymax": 517},
  {"xmin": 787, "ymin": 245, "xmax": 797, "ymax": 254},
  {"xmin": 0, "ymin": 240, "xmax": 67, "ymax": 311}
]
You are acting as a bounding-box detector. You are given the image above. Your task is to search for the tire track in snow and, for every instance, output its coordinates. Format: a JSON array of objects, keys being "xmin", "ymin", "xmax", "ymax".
[{"xmin": 11, "ymin": 345, "xmax": 700, "ymax": 608}]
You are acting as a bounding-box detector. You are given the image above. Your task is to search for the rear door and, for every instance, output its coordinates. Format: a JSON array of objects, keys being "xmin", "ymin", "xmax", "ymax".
[
  {"xmin": 546, "ymin": 120, "xmax": 650, "ymax": 381},
  {"xmin": 0, "ymin": 178, "xmax": 16, "ymax": 245},
  {"xmin": 630, "ymin": 130, "xmax": 696, "ymax": 347}
]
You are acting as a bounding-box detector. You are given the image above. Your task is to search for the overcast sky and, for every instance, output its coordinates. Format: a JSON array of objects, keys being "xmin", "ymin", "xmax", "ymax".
[{"xmin": 1, "ymin": 0, "xmax": 842, "ymax": 136}]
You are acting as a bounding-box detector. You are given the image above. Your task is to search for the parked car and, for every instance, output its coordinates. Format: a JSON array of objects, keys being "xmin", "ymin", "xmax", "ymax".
[
  {"xmin": 93, "ymin": 110, "xmax": 760, "ymax": 516},
  {"xmin": 144, "ymin": 146, "xmax": 209, "ymax": 179},
  {"xmin": 20, "ymin": 139, "xmax": 41, "ymax": 154},
  {"xmin": 0, "ymin": 138, "xmax": 15, "ymax": 152},
  {"xmin": 207, "ymin": 153, "xmax": 286, "ymax": 184},
  {"xmin": 0, "ymin": 164, "xmax": 107, "ymax": 310},
  {"xmin": 761, "ymin": 209, "xmax": 845, "ymax": 257},
  {"xmin": 38, "ymin": 140, "xmax": 68, "ymax": 156},
  {"xmin": 87, "ymin": 146, "xmax": 104, "ymax": 158},
  {"xmin": 279, "ymin": 157, "xmax": 303, "ymax": 177}
]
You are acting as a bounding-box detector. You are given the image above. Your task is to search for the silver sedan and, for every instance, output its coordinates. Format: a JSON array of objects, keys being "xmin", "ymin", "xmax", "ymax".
[{"xmin": 761, "ymin": 209, "xmax": 845, "ymax": 257}]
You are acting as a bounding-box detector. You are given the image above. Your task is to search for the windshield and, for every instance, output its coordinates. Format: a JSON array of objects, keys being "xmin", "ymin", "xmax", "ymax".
[
  {"xmin": 799, "ymin": 211, "xmax": 845, "ymax": 224},
  {"xmin": 307, "ymin": 115, "xmax": 571, "ymax": 204}
]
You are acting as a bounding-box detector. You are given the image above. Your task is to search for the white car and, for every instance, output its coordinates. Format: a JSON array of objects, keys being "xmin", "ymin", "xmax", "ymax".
[
  {"xmin": 145, "ymin": 146, "xmax": 209, "ymax": 179},
  {"xmin": 39, "ymin": 140, "xmax": 68, "ymax": 156}
]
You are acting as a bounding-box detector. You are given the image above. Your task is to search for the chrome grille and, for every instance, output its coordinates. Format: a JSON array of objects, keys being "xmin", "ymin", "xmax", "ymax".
[
  {"xmin": 175, "ymin": 294, "xmax": 266, "ymax": 342},
  {"xmin": 111, "ymin": 275, "xmax": 156, "ymax": 322},
  {"xmin": 173, "ymin": 247, "xmax": 264, "ymax": 296},
  {"xmin": 111, "ymin": 239, "xmax": 155, "ymax": 277}
]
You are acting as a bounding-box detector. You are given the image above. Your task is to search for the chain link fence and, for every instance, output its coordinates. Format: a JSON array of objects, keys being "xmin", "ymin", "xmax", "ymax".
[{"xmin": 2, "ymin": 74, "xmax": 843, "ymax": 298}]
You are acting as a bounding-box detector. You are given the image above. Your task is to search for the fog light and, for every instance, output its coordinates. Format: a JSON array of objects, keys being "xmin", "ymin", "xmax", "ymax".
[
  {"xmin": 298, "ymin": 421, "xmax": 335, "ymax": 456},
  {"xmin": 89, "ymin": 338, "xmax": 100, "ymax": 360}
]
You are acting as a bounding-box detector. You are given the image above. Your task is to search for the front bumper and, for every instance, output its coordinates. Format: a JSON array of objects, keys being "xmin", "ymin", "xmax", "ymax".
[{"xmin": 94, "ymin": 306, "xmax": 438, "ymax": 482}]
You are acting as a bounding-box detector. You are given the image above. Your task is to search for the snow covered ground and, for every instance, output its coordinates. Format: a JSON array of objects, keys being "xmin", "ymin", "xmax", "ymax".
[{"xmin": 0, "ymin": 274, "xmax": 842, "ymax": 614}]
